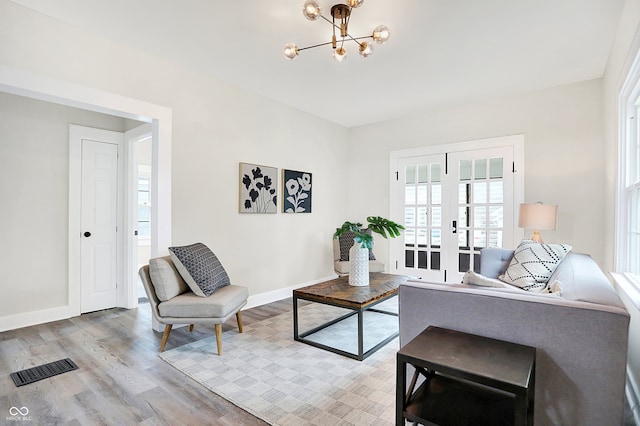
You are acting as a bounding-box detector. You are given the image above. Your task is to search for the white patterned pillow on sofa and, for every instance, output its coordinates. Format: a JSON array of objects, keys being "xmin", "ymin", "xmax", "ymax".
[{"xmin": 499, "ymin": 239, "xmax": 572, "ymax": 292}]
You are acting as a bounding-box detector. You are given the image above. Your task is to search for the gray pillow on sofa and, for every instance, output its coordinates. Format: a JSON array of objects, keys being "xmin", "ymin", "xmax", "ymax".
[
  {"xmin": 168, "ymin": 243, "xmax": 230, "ymax": 297},
  {"xmin": 149, "ymin": 256, "xmax": 189, "ymax": 301}
]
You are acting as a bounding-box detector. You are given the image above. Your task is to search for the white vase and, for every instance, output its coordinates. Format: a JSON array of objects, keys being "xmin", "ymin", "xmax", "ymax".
[{"xmin": 349, "ymin": 240, "xmax": 370, "ymax": 286}]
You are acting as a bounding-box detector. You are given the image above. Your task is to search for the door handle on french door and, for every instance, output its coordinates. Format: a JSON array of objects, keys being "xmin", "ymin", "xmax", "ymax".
[
  {"xmin": 451, "ymin": 220, "xmax": 457, "ymax": 234},
  {"xmin": 83, "ymin": 231, "xmax": 91, "ymax": 238}
]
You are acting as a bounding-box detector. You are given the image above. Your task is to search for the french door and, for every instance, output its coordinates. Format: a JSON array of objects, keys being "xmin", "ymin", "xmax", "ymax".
[{"xmin": 391, "ymin": 143, "xmax": 519, "ymax": 283}]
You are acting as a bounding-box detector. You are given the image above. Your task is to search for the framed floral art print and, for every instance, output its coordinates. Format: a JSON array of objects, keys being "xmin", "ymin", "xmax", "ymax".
[
  {"xmin": 283, "ymin": 169, "xmax": 312, "ymax": 213},
  {"xmin": 239, "ymin": 162, "xmax": 278, "ymax": 213}
]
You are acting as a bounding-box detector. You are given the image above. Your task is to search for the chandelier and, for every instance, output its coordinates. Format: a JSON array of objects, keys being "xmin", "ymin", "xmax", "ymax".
[{"xmin": 282, "ymin": 0, "xmax": 390, "ymax": 62}]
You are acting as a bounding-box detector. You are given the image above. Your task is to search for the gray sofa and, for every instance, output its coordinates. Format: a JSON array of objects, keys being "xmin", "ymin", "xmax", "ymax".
[{"xmin": 398, "ymin": 248, "xmax": 630, "ymax": 426}]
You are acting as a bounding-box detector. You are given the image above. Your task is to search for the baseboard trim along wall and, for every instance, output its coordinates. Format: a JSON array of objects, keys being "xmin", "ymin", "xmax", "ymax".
[
  {"xmin": 244, "ymin": 274, "xmax": 338, "ymax": 310},
  {"xmin": 0, "ymin": 274, "xmax": 339, "ymax": 332},
  {"xmin": 0, "ymin": 305, "xmax": 74, "ymax": 333}
]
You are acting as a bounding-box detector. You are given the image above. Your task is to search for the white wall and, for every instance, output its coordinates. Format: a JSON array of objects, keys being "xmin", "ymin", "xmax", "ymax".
[
  {"xmin": 0, "ymin": 91, "xmax": 131, "ymax": 317},
  {"xmin": 348, "ymin": 79, "xmax": 605, "ymax": 267},
  {"xmin": 0, "ymin": 0, "xmax": 348, "ymax": 325}
]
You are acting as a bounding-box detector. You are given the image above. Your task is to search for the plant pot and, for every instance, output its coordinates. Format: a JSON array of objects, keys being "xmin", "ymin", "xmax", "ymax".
[{"xmin": 349, "ymin": 240, "xmax": 370, "ymax": 286}]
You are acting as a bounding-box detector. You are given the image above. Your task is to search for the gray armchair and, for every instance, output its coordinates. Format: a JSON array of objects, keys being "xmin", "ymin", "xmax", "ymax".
[{"xmin": 139, "ymin": 256, "xmax": 248, "ymax": 355}]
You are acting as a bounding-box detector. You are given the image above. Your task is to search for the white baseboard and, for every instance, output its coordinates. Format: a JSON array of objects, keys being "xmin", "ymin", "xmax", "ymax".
[
  {"xmin": 0, "ymin": 275, "xmax": 339, "ymax": 333},
  {"xmin": 0, "ymin": 305, "xmax": 74, "ymax": 333},
  {"xmin": 244, "ymin": 274, "xmax": 338, "ymax": 310}
]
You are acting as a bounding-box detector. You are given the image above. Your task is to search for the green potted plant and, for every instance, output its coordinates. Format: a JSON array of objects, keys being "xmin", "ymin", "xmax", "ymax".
[
  {"xmin": 333, "ymin": 216, "xmax": 405, "ymax": 248},
  {"xmin": 333, "ymin": 216, "xmax": 404, "ymax": 286}
]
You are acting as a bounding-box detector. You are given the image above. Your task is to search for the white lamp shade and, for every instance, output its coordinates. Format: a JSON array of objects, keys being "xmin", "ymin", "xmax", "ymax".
[{"xmin": 518, "ymin": 203, "xmax": 557, "ymax": 231}]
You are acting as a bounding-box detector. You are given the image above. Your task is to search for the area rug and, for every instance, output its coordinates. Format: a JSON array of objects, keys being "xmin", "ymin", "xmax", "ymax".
[{"xmin": 159, "ymin": 298, "xmax": 399, "ymax": 426}]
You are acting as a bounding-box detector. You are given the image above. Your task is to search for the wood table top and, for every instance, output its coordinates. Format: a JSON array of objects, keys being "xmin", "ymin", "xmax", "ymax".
[
  {"xmin": 293, "ymin": 273, "xmax": 408, "ymax": 309},
  {"xmin": 399, "ymin": 326, "xmax": 536, "ymax": 392}
]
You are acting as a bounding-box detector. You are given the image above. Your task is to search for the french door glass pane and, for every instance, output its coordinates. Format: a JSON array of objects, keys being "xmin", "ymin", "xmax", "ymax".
[
  {"xmin": 473, "ymin": 182, "xmax": 487, "ymax": 203},
  {"xmin": 431, "ymin": 207, "xmax": 442, "ymax": 227},
  {"xmin": 456, "ymin": 156, "xmax": 506, "ymax": 274},
  {"xmin": 490, "ymin": 181, "xmax": 504, "ymax": 203},
  {"xmin": 403, "ymin": 160, "xmax": 443, "ymax": 271},
  {"xmin": 490, "ymin": 158, "xmax": 503, "ymax": 178},
  {"xmin": 405, "ymin": 207, "xmax": 415, "ymax": 227},
  {"xmin": 474, "ymin": 159, "xmax": 487, "ymax": 179},
  {"xmin": 417, "ymin": 186, "xmax": 428, "ymax": 204},
  {"xmin": 432, "ymin": 184, "xmax": 442, "ymax": 204}
]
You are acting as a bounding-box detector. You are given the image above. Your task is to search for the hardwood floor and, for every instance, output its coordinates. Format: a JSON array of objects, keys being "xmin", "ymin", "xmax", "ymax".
[
  {"xmin": 0, "ymin": 300, "xmax": 293, "ymax": 425},
  {"xmin": 2, "ymin": 299, "xmax": 638, "ymax": 425}
]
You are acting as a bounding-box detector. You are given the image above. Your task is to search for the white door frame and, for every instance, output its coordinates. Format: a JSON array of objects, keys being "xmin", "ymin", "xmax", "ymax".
[
  {"xmin": 125, "ymin": 123, "xmax": 153, "ymax": 309},
  {"xmin": 0, "ymin": 64, "xmax": 172, "ymax": 322}
]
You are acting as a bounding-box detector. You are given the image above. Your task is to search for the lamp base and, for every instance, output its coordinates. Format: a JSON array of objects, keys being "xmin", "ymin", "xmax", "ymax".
[{"xmin": 530, "ymin": 231, "xmax": 544, "ymax": 244}]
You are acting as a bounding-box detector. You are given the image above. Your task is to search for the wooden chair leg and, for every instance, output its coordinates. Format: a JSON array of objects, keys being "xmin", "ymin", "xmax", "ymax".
[
  {"xmin": 159, "ymin": 324, "xmax": 173, "ymax": 352},
  {"xmin": 214, "ymin": 324, "xmax": 223, "ymax": 356},
  {"xmin": 189, "ymin": 324, "xmax": 194, "ymax": 332},
  {"xmin": 236, "ymin": 311, "xmax": 244, "ymax": 333}
]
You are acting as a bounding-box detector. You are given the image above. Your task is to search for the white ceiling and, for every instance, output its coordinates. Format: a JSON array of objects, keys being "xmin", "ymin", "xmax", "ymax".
[{"xmin": 9, "ymin": 0, "xmax": 625, "ymax": 128}]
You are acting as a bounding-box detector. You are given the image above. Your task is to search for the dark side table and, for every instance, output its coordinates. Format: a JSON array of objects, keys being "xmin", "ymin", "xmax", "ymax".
[{"xmin": 396, "ymin": 326, "xmax": 535, "ymax": 426}]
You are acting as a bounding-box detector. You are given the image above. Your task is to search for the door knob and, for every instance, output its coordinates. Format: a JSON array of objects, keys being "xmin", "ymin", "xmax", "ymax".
[{"xmin": 84, "ymin": 232, "xmax": 91, "ymax": 237}]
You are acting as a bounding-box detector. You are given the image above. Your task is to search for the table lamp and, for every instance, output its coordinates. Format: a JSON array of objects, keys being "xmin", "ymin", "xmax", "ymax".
[{"xmin": 518, "ymin": 202, "xmax": 557, "ymax": 243}]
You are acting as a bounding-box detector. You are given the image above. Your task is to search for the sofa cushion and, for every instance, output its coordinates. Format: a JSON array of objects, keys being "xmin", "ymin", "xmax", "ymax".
[
  {"xmin": 168, "ymin": 243, "xmax": 230, "ymax": 297},
  {"xmin": 149, "ymin": 256, "xmax": 189, "ymax": 301},
  {"xmin": 158, "ymin": 285, "xmax": 249, "ymax": 318},
  {"xmin": 550, "ymin": 252, "xmax": 627, "ymax": 307},
  {"xmin": 500, "ymin": 239, "xmax": 572, "ymax": 292}
]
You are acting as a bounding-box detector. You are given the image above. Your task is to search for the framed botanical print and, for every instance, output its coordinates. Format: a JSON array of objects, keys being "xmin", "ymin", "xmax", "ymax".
[
  {"xmin": 283, "ymin": 169, "xmax": 312, "ymax": 213},
  {"xmin": 239, "ymin": 163, "xmax": 278, "ymax": 213}
]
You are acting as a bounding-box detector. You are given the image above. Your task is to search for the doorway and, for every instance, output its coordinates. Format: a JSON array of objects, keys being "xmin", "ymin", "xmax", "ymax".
[
  {"xmin": 390, "ymin": 135, "xmax": 524, "ymax": 283},
  {"xmin": 0, "ymin": 65, "xmax": 172, "ymax": 328},
  {"xmin": 125, "ymin": 124, "xmax": 153, "ymax": 302}
]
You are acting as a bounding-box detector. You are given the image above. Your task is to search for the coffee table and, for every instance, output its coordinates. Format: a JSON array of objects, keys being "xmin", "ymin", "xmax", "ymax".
[{"xmin": 293, "ymin": 273, "xmax": 407, "ymax": 360}]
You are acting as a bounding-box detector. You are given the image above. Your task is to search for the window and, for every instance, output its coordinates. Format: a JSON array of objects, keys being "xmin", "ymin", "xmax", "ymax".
[
  {"xmin": 617, "ymin": 55, "xmax": 640, "ymax": 287},
  {"xmin": 138, "ymin": 175, "xmax": 151, "ymax": 241}
]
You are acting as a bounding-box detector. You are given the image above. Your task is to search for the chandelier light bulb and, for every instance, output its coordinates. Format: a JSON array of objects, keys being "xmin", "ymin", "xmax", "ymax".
[
  {"xmin": 372, "ymin": 25, "xmax": 390, "ymax": 44},
  {"xmin": 347, "ymin": 0, "xmax": 364, "ymax": 8},
  {"xmin": 302, "ymin": 0, "xmax": 321, "ymax": 21},
  {"xmin": 358, "ymin": 41, "xmax": 373, "ymax": 58},
  {"xmin": 333, "ymin": 46, "xmax": 347, "ymax": 62},
  {"xmin": 282, "ymin": 43, "xmax": 299, "ymax": 60}
]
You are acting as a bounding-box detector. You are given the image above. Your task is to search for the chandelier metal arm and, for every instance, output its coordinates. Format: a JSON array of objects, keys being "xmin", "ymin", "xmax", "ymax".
[
  {"xmin": 319, "ymin": 13, "xmax": 365, "ymax": 47},
  {"xmin": 297, "ymin": 40, "xmax": 336, "ymax": 51},
  {"xmin": 297, "ymin": 35, "xmax": 372, "ymax": 52}
]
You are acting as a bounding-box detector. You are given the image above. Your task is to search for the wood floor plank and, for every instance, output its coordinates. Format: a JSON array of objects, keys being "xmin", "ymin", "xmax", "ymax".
[{"xmin": 0, "ymin": 300, "xmax": 294, "ymax": 424}]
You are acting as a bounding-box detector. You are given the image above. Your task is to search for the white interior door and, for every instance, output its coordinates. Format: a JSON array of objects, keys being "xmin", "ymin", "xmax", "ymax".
[
  {"xmin": 445, "ymin": 148, "xmax": 515, "ymax": 283},
  {"xmin": 391, "ymin": 140, "xmax": 521, "ymax": 283},
  {"xmin": 80, "ymin": 139, "xmax": 120, "ymax": 312},
  {"xmin": 392, "ymin": 155, "xmax": 448, "ymax": 282}
]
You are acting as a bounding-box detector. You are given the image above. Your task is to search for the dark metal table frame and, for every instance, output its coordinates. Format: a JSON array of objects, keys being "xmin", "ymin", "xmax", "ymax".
[{"xmin": 293, "ymin": 274, "xmax": 405, "ymax": 361}]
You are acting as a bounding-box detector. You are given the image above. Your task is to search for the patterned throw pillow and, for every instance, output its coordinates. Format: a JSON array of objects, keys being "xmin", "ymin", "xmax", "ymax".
[
  {"xmin": 338, "ymin": 231, "xmax": 376, "ymax": 261},
  {"xmin": 499, "ymin": 240, "xmax": 572, "ymax": 292},
  {"xmin": 168, "ymin": 243, "xmax": 230, "ymax": 297}
]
